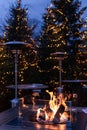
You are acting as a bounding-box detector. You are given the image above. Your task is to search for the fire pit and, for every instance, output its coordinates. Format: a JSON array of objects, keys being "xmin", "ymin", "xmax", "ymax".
[
  {"xmin": 15, "ymin": 102, "xmax": 69, "ymax": 130},
  {"xmin": 6, "ymin": 89, "xmax": 73, "ymax": 130},
  {"xmin": 19, "ymin": 90, "xmax": 72, "ymax": 126},
  {"xmin": 6, "ymin": 104, "xmax": 87, "ymax": 130}
]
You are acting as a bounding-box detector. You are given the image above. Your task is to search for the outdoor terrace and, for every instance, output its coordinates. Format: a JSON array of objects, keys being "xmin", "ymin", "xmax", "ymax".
[{"xmin": 0, "ymin": 98, "xmax": 87, "ymax": 130}]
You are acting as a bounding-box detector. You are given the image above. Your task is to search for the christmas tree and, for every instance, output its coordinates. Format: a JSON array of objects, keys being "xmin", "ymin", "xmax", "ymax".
[
  {"xmin": 3, "ymin": 0, "xmax": 33, "ymax": 42},
  {"xmin": 0, "ymin": 0, "xmax": 37, "ymax": 92},
  {"xmin": 38, "ymin": 0, "xmax": 87, "ymax": 88}
]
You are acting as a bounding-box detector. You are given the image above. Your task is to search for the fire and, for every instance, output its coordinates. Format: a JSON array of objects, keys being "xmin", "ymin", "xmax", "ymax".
[{"xmin": 36, "ymin": 90, "xmax": 69, "ymax": 124}]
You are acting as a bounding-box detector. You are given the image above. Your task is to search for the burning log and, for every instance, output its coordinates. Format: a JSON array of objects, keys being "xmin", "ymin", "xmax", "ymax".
[
  {"xmin": 53, "ymin": 104, "xmax": 65, "ymax": 123},
  {"xmin": 36, "ymin": 91, "xmax": 69, "ymax": 124},
  {"xmin": 36, "ymin": 108, "xmax": 45, "ymax": 122}
]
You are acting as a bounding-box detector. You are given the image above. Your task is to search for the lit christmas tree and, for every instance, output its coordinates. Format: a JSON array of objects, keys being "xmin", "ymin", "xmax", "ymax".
[
  {"xmin": 38, "ymin": 0, "xmax": 87, "ymax": 88},
  {"xmin": 0, "ymin": 0, "xmax": 37, "ymax": 89},
  {"xmin": 3, "ymin": 0, "xmax": 33, "ymax": 42}
]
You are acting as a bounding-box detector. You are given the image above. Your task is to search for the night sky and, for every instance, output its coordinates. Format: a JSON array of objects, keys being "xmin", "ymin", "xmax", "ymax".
[
  {"xmin": 0, "ymin": 0, "xmax": 87, "ymax": 23},
  {"xmin": 0, "ymin": 0, "xmax": 51, "ymax": 23}
]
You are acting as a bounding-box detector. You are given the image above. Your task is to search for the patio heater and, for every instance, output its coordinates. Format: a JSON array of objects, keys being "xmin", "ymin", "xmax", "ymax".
[
  {"xmin": 51, "ymin": 52, "xmax": 67, "ymax": 94},
  {"xmin": 51, "ymin": 52, "xmax": 72, "ymax": 126},
  {"xmin": 5, "ymin": 41, "xmax": 27, "ymax": 107}
]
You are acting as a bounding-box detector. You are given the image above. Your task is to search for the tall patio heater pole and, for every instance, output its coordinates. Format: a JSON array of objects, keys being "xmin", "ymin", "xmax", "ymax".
[
  {"xmin": 13, "ymin": 50, "xmax": 19, "ymax": 99},
  {"xmin": 15, "ymin": 50, "xmax": 18, "ymax": 99},
  {"xmin": 5, "ymin": 41, "xmax": 27, "ymax": 101}
]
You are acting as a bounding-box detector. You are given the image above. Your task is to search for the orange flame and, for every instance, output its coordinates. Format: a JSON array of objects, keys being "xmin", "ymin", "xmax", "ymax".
[{"xmin": 36, "ymin": 90, "xmax": 69, "ymax": 123}]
